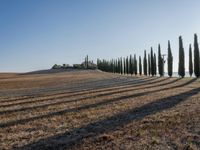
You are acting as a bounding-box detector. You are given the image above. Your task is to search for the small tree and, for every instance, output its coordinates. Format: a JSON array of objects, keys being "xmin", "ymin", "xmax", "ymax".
[
  {"xmin": 154, "ymin": 53, "xmax": 157, "ymax": 76},
  {"xmin": 158, "ymin": 44, "xmax": 164, "ymax": 76},
  {"xmin": 168, "ymin": 41, "xmax": 173, "ymax": 77},
  {"xmin": 194, "ymin": 34, "xmax": 200, "ymax": 78},
  {"xmin": 134, "ymin": 54, "xmax": 137, "ymax": 75},
  {"xmin": 139, "ymin": 56, "xmax": 142, "ymax": 75},
  {"xmin": 143, "ymin": 50, "xmax": 147, "ymax": 75},
  {"xmin": 129, "ymin": 55, "xmax": 133, "ymax": 75},
  {"xmin": 189, "ymin": 44, "xmax": 193, "ymax": 77},
  {"xmin": 148, "ymin": 54, "xmax": 151, "ymax": 76},
  {"xmin": 151, "ymin": 47, "xmax": 154, "ymax": 76},
  {"xmin": 178, "ymin": 36, "xmax": 185, "ymax": 78},
  {"xmin": 123, "ymin": 58, "xmax": 126, "ymax": 74},
  {"xmin": 126, "ymin": 56, "xmax": 129, "ymax": 74}
]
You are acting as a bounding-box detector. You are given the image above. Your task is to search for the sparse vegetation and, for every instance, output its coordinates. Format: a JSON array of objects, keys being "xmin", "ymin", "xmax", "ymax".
[
  {"xmin": 0, "ymin": 70, "xmax": 200, "ymax": 149},
  {"xmin": 194, "ymin": 34, "xmax": 200, "ymax": 78},
  {"xmin": 168, "ymin": 41, "xmax": 173, "ymax": 77},
  {"xmin": 178, "ymin": 36, "xmax": 185, "ymax": 78},
  {"xmin": 189, "ymin": 44, "xmax": 193, "ymax": 77}
]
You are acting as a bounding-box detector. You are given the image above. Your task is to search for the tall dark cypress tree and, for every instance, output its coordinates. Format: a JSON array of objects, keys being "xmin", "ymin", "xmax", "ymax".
[
  {"xmin": 143, "ymin": 50, "xmax": 147, "ymax": 75},
  {"xmin": 117, "ymin": 58, "xmax": 120, "ymax": 73},
  {"xmin": 154, "ymin": 53, "xmax": 157, "ymax": 76},
  {"xmin": 120, "ymin": 57, "xmax": 123, "ymax": 74},
  {"xmin": 134, "ymin": 55, "xmax": 137, "ymax": 75},
  {"xmin": 158, "ymin": 44, "xmax": 163, "ymax": 76},
  {"xmin": 129, "ymin": 55, "xmax": 133, "ymax": 75},
  {"xmin": 148, "ymin": 54, "xmax": 151, "ymax": 76},
  {"xmin": 189, "ymin": 44, "xmax": 193, "ymax": 77},
  {"xmin": 123, "ymin": 58, "xmax": 126, "ymax": 74},
  {"xmin": 150, "ymin": 47, "xmax": 154, "ymax": 76},
  {"xmin": 194, "ymin": 34, "xmax": 200, "ymax": 78},
  {"xmin": 178, "ymin": 36, "xmax": 185, "ymax": 78},
  {"xmin": 167, "ymin": 41, "xmax": 173, "ymax": 77},
  {"xmin": 126, "ymin": 56, "xmax": 129, "ymax": 74},
  {"xmin": 139, "ymin": 56, "xmax": 142, "ymax": 75}
]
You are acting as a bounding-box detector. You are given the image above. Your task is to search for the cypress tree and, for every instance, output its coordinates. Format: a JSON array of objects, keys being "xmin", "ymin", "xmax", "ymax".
[
  {"xmin": 151, "ymin": 47, "xmax": 154, "ymax": 76},
  {"xmin": 134, "ymin": 54, "xmax": 137, "ymax": 75},
  {"xmin": 143, "ymin": 50, "xmax": 147, "ymax": 75},
  {"xmin": 167, "ymin": 41, "xmax": 173, "ymax": 77},
  {"xmin": 123, "ymin": 58, "xmax": 126, "ymax": 74},
  {"xmin": 154, "ymin": 53, "xmax": 157, "ymax": 76},
  {"xmin": 148, "ymin": 54, "xmax": 151, "ymax": 76},
  {"xmin": 86, "ymin": 55, "xmax": 89, "ymax": 69},
  {"xmin": 126, "ymin": 56, "xmax": 129, "ymax": 74},
  {"xmin": 178, "ymin": 36, "xmax": 185, "ymax": 78},
  {"xmin": 132, "ymin": 56, "xmax": 135, "ymax": 75},
  {"xmin": 118, "ymin": 58, "xmax": 120, "ymax": 74},
  {"xmin": 139, "ymin": 56, "xmax": 142, "ymax": 75},
  {"xmin": 194, "ymin": 34, "xmax": 200, "ymax": 78},
  {"xmin": 158, "ymin": 44, "xmax": 163, "ymax": 76},
  {"xmin": 116, "ymin": 59, "xmax": 118, "ymax": 73},
  {"xmin": 189, "ymin": 44, "xmax": 193, "ymax": 77},
  {"xmin": 129, "ymin": 55, "xmax": 133, "ymax": 75}
]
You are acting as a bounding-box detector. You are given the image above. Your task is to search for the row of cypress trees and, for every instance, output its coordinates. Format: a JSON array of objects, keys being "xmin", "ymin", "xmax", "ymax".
[
  {"xmin": 178, "ymin": 34, "xmax": 200, "ymax": 78},
  {"xmin": 97, "ymin": 34, "xmax": 200, "ymax": 78}
]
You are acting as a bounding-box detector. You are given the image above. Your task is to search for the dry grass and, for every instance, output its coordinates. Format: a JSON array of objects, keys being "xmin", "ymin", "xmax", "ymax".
[{"xmin": 0, "ymin": 70, "xmax": 200, "ymax": 150}]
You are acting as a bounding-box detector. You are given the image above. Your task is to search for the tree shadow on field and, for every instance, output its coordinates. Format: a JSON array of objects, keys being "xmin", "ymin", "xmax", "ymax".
[
  {"xmin": 0, "ymin": 77, "xmax": 179, "ymax": 114},
  {"xmin": 17, "ymin": 79, "xmax": 200, "ymax": 150},
  {"xmin": 0, "ymin": 78, "xmax": 196, "ymax": 129},
  {"xmin": 0, "ymin": 77, "xmax": 159, "ymax": 102},
  {"xmin": 0, "ymin": 76, "xmax": 159, "ymax": 105}
]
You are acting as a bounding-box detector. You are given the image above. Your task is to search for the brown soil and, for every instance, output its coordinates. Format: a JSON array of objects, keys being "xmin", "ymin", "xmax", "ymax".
[{"xmin": 0, "ymin": 70, "xmax": 200, "ymax": 150}]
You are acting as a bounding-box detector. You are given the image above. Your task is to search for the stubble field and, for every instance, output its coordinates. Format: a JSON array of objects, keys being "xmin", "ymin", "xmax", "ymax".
[{"xmin": 0, "ymin": 70, "xmax": 200, "ymax": 150}]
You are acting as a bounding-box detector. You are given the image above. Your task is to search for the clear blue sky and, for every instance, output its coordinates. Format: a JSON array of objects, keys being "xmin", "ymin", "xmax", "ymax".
[{"xmin": 0, "ymin": 0, "xmax": 200, "ymax": 72}]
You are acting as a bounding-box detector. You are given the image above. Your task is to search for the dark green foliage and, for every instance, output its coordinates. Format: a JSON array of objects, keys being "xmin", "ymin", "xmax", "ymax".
[
  {"xmin": 158, "ymin": 44, "xmax": 164, "ymax": 76},
  {"xmin": 150, "ymin": 47, "xmax": 154, "ymax": 76},
  {"xmin": 123, "ymin": 58, "xmax": 126, "ymax": 74},
  {"xmin": 132, "ymin": 56, "xmax": 135, "ymax": 75},
  {"xmin": 148, "ymin": 54, "xmax": 151, "ymax": 76},
  {"xmin": 126, "ymin": 56, "xmax": 129, "ymax": 74},
  {"xmin": 167, "ymin": 41, "xmax": 173, "ymax": 77},
  {"xmin": 120, "ymin": 57, "xmax": 123, "ymax": 74},
  {"xmin": 194, "ymin": 34, "xmax": 200, "ymax": 78},
  {"xmin": 85, "ymin": 55, "xmax": 89, "ymax": 69},
  {"xmin": 189, "ymin": 44, "xmax": 193, "ymax": 77},
  {"xmin": 178, "ymin": 36, "xmax": 185, "ymax": 78},
  {"xmin": 139, "ymin": 56, "xmax": 142, "ymax": 75},
  {"xmin": 97, "ymin": 34, "xmax": 199, "ymax": 77},
  {"xmin": 129, "ymin": 55, "xmax": 133, "ymax": 75},
  {"xmin": 52, "ymin": 64, "xmax": 62, "ymax": 69},
  {"xmin": 134, "ymin": 54, "xmax": 137, "ymax": 75},
  {"xmin": 143, "ymin": 50, "xmax": 147, "ymax": 76},
  {"xmin": 154, "ymin": 53, "xmax": 157, "ymax": 76},
  {"xmin": 118, "ymin": 58, "xmax": 121, "ymax": 74},
  {"xmin": 73, "ymin": 64, "xmax": 82, "ymax": 69}
]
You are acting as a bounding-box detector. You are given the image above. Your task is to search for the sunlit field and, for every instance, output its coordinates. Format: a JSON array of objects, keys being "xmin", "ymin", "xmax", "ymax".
[{"xmin": 0, "ymin": 70, "xmax": 200, "ymax": 150}]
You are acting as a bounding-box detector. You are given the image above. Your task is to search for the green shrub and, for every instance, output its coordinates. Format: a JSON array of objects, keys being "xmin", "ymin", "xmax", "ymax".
[{"xmin": 52, "ymin": 64, "xmax": 62, "ymax": 69}]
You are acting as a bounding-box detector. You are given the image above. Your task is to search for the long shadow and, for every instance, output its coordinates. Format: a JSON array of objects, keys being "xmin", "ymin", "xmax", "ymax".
[
  {"xmin": 17, "ymin": 83, "xmax": 200, "ymax": 150},
  {"xmin": 0, "ymin": 77, "xmax": 123, "ymax": 98},
  {"xmin": 0, "ymin": 78, "xmax": 180, "ymax": 114},
  {"xmin": 0, "ymin": 77, "xmax": 137, "ymax": 102},
  {"xmin": 1, "ymin": 78, "xmax": 157, "ymax": 103},
  {"xmin": 0, "ymin": 77, "xmax": 170, "ymax": 112},
  {"xmin": 0, "ymin": 78, "xmax": 195, "ymax": 128},
  {"xmin": 0, "ymin": 75, "xmax": 156, "ymax": 101},
  {"xmin": 0, "ymin": 78, "xmax": 160, "ymax": 107},
  {"xmin": 0, "ymin": 76, "xmax": 120, "ymax": 95}
]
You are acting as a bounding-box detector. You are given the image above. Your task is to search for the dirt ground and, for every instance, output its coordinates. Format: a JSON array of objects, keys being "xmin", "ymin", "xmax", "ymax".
[{"xmin": 0, "ymin": 70, "xmax": 200, "ymax": 150}]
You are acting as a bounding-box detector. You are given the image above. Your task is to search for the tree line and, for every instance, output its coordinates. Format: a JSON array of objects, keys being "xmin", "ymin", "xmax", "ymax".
[{"xmin": 97, "ymin": 34, "xmax": 200, "ymax": 78}]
